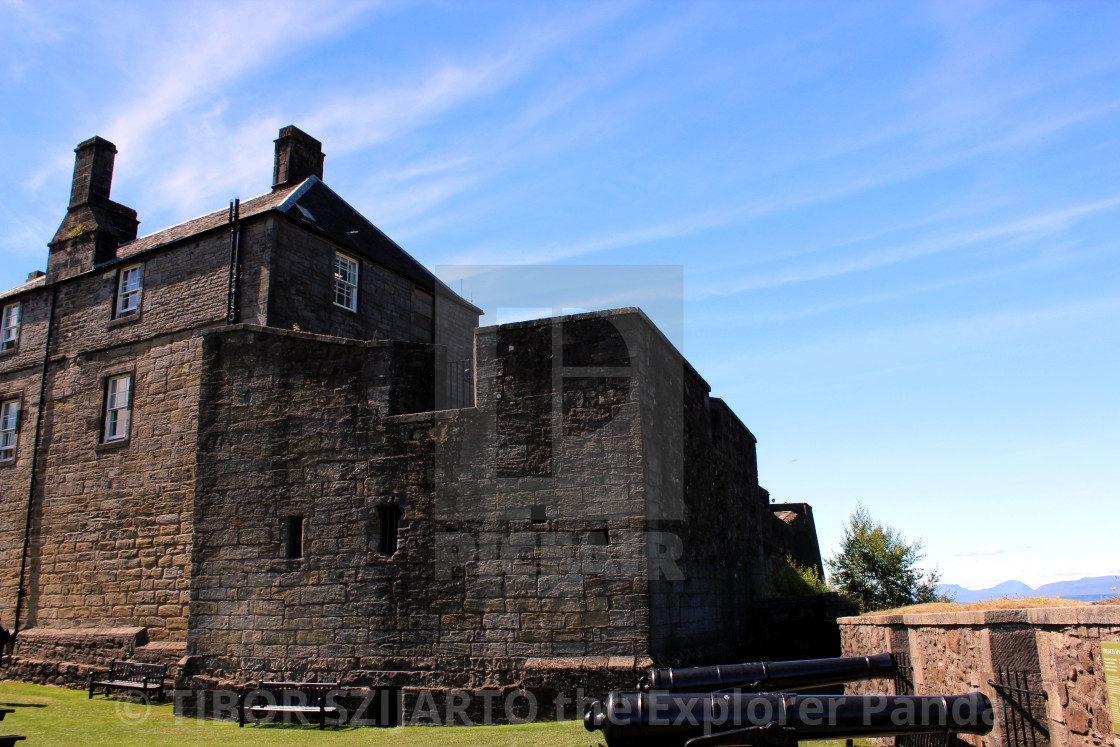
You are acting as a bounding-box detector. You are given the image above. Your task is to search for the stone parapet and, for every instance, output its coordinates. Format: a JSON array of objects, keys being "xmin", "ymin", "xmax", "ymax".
[{"xmin": 839, "ymin": 605, "xmax": 1120, "ymax": 747}]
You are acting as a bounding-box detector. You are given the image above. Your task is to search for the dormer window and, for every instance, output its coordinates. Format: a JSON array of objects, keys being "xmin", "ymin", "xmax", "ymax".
[
  {"xmin": 333, "ymin": 253, "xmax": 358, "ymax": 312},
  {"xmin": 0, "ymin": 303, "xmax": 19, "ymax": 351},
  {"xmin": 115, "ymin": 265, "xmax": 143, "ymax": 318}
]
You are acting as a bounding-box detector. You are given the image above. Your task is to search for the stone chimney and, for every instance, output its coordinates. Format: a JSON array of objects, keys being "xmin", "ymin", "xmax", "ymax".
[
  {"xmin": 272, "ymin": 126, "xmax": 324, "ymax": 190},
  {"xmin": 48, "ymin": 136, "xmax": 139, "ymax": 283},
  {"xmin": 69, "ymin": 136, "xmax": 117, "ymax": 207}
]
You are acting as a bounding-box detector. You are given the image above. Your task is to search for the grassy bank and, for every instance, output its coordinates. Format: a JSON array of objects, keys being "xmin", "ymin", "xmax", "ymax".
[{"xmin": 0, "ymin": 680, "xmax": 860, "ymax": 747}]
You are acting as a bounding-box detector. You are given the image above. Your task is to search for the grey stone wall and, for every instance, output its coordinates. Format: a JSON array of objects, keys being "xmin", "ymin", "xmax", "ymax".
[
  {"xmin": 266, "ymin": 217, "xmax": 422, "ymax": 343},
  {"xmin": 186, "ymin": 309, "xmax": 785, "ymax": 695},
  {"xmin": 189, "ymin": 325, "xmax": 444, "ymax": 684},
  {"xmin": 840, "ymin": 606, "xmax": 1120, "ymax": 747},
  {"xmin": 764, "ymin": 502, "xmax": 825, "ymax": 581},
  {"xmin": 434, "ymin": 286, "xmax": 479, "ymax": 365}
]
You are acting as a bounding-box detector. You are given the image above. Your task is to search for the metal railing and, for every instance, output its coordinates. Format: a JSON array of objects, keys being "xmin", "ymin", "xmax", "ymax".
[
  {"xmin": 988, "ymin": 668, "xmax": 1050, "ymax": 747},
  {"xmin": 447, "ymin": 359, "xmax": 473, "ymax": 409},
  {"xmin": 892, "ymin": 652, "xmax": 952, "ymax": 747}
]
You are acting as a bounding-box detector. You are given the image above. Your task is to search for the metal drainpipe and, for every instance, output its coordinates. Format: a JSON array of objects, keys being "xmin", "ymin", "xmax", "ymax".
[
  {"xmin": 14, "ymin": 280, "xmax": 57, "ymax": 641},
  {"xmin": 226, "ymin": 198, "xmax": 241, "ymax": 325}
]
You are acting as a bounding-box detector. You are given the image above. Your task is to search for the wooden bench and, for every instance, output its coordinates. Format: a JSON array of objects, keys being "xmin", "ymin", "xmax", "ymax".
[
  {"xmin": 88, "ymin": 659, "xmax": 168, "ymax": 702},
  {"xmin": 238, "ymin": 681, "xmax": 342, "ymax": 729}
]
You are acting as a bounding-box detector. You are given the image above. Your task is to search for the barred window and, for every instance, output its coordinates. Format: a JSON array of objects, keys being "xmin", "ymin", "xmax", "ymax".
[
  {"xmin": 0, "ymin": 303, "xmax": 19, "ymax": 350},
  {"xmin": 103, "ymin": 374, "xmax": 131, "ymax": 442},
  {"xmin": 116, "ymin": 265, "xmax": 143, "ymax": 317},
  {"xmin": 0, "ymin": 399, "xmax": 17, "ymax": 461},
  {"xmin": 333, "ymin": 253, "xmax": 358, "ymax": 312}
]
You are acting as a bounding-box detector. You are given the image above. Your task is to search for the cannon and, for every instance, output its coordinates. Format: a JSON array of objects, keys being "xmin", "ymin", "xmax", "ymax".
[
  {"xmin": 640, "ymin": 652, "xmax": 897, "ymax": 692},
  {"xmin": 584, "ymin": 690, "xmax": 995, "ymax": 747}
]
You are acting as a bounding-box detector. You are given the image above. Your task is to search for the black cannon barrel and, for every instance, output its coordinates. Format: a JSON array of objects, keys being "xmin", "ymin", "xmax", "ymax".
[
  {"xmin": 640, "ymin": 652, "xmax": 897, "ymax": 692},
  {"xmin": 584, "ymin": 691, "xmax": 994, "ymax": 747}
]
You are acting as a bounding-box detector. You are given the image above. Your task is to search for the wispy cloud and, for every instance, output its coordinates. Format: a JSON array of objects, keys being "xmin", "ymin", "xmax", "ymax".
[
  {"xmin": 955, "ymin": 547, "xmax": 1005, "ymax": 557},
  {"xmin": 18, "ymin": 1, "xmax": 378, "ymax": 212},
  {"xmin": 104, "ymin": 1, "xmax": 376, "ymax": 161},
  {"xmin": 697, "ymin": 194, "xmax": 1120, "ymax": 296}
]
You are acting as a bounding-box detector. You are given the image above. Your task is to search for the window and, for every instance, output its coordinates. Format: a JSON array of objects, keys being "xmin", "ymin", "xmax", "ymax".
[
  {"xmin": 333, "ymin": 253, "xmax": 358, "ymax": 312},
  {"xmin": 379, "ymin": 504, "xmax": 401, "ymax": 556},
  {"xmin": 530, "ymin": 504, "xmax": 548, "ymax": 524},
  {"xmin": 285, "ymin": 516, "xmax": 304, "ymax": 559},
  {"xmin": 0, "ymin": 303, "xmax": 19, "ymax": 350},
  {"xmin": 0, "ymin": 399, "xmax": 17, "ymax": 461},
  {"xmin": 115, "ymin": 265, "xmax": 143, "ymax": 318},
  {"xmin": 103, "ymin": 374, "xmax": 131, "ymax": 442}
]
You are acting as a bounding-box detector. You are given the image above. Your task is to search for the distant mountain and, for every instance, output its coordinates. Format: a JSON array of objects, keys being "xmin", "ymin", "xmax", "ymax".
[
  {"xmin": 939, "ymin": 580, "xmax": 1033, "ymax": 604},
  {"xmin": 1035, "ymin": 575, "xmax": 1120, "ymax": 600},
  {"xmin": 939, "ymin": 575, "xmax": 1119, "ymax": 603}
]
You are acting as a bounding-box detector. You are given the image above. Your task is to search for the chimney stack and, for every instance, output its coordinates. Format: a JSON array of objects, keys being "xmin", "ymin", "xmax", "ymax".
[
  {"xmin": 69, "ymin": 136, "xmax": 117, "ymax": 207},
  {"xmin": 48, "ymin": 136, "xmax": 139, "ymax": 282},
  {"xmin": 273, "ymin": 126, "xmax": 324, "ymax": 191}
]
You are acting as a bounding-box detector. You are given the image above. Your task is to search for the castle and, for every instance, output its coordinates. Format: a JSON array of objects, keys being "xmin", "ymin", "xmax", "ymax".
[{"xmin": 0, "ymin": 126, "xmax": 829, "ymax": 709}]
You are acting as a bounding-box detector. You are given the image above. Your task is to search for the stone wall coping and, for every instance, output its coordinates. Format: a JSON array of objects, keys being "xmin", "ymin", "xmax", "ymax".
[
  {"xmin": 474, "ymin": 306, "xmax": 710, "ymax": 392},
  {"xmin": 523, "ymin": 656, "xmax": 653, "ymax": 670},
  {"xmin": 19, "ymin": 626, "xmax": 148, "ymax": 639},
  {"xmin": 215, "ymin": 322, "xmax": 428, "ymax": 349},
  {"xmin": 138, "ymin": 641, "xmax": 188, "ymax": 651},
  {"xmin": 838, "ymin": 605, "xmax": 1120, "ymax": 627}
]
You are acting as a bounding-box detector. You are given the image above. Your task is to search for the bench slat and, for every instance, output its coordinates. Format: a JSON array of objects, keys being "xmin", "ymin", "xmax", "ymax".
[
  {"xmin": 89, "ymin": 659, "xmax": 167, "ymax": 703},
  {"xmin": 239, "ymin": 681, "xmax": 343, "ymax": 729}
]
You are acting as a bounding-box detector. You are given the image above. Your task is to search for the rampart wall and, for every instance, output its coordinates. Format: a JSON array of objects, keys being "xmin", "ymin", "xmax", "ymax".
[{"xmin": 840, "ymin": 606, "xmax": 1120, "ymax": 747}]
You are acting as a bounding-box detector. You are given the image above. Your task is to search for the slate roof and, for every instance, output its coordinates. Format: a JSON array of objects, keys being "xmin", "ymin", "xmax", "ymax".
[
  {"xmin": 116, "ymin": 182, "xmax": 301, "ymax": 259},
  {"xmin": 286, "ymin": 178, "xmax": 435, "ymax": 290},
  {"xmin": 3, "ymin": 176, "xmax": 447, "ymax": 299},
  {"xmin": 0, "ymin": 274, "xmax": 46, "ymax": 302}
]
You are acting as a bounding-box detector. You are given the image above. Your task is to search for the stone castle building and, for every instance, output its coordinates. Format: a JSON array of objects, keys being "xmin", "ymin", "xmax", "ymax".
[{"xmin": 0, "ymin": 126, "xmax": 827, "ymax": 703}]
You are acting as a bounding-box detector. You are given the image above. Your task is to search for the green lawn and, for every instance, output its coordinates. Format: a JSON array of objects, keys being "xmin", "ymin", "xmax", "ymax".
[{"xmin": 0, "ymin": 681, "xmax": 859, "ymax": 747}]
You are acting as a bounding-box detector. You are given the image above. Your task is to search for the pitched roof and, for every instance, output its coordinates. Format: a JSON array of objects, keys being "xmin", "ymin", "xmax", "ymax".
[
  {"xmin": 2, "ymin": 176, "xmax": 463, "ymax": 303},
  {"xmin": 115, "ymin": 176, "xmax": 437, "ymax": 291},
  {"xmin": 282, "ymin": 178, "xmax": 435, "ymax": 290},
  {"xmin": 115, "ymin": 182, "xmax": 302, "ymax": 260},
  {"xmin": 0, "ymin": 273, "xmax": 46, "ymax": 302}
]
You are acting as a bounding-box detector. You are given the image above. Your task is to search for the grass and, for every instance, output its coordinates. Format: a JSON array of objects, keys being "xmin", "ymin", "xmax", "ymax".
[
  {"xmin": 866, "ymin": 596, "xmax": 1097, "ymax": 615},
  {"xmin": 0, "ymin": 681, "xmax": 860, "ymax": 747}
]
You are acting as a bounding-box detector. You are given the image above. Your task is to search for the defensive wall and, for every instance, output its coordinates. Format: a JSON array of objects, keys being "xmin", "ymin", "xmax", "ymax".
[
  {"xmin": 840, "ymin": 605, "xmax": 1120, "ymax": 747},
  {"xmin": 183, "ymin": 308, "xmax": 808, "ymax": 698}
]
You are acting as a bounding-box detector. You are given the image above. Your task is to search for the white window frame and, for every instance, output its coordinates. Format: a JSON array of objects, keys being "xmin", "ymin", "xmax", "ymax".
[
  {"xmin": 115, "ymin": 264, "xmax": 143, "ymax": 318},
  {"xmin": 333, "ymin": 253, "xmax": 359, "ymax": 312},
  {"xmin": 0, "ymin": 302, "xmax": 19, "ymax": 350},
  {"xmin": 103, "ymin": 374, "xmax": 132, "ymax": 442},
  {"xmin": 0, "ymin": 399, "xmax": 17, "ymax": 461}
]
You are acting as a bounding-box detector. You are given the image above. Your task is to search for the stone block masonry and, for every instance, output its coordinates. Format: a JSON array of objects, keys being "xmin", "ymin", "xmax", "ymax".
[
  {"xmin": 32, "ymin": 331, "xmax": 202, "ymax": 635},
  {"xmin": 0, "ymin": 127, "xmax": 830, "ymax": 719},
  {"xmin": 840, "ymin": 605, "xmax": 1120, "ymax": 747},
  {"xmin": 184, "ymin": 309, "xmax": 813, "ymax": 700}
]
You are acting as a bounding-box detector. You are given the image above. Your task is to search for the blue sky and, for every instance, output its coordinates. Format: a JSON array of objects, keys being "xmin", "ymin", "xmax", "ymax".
[{"xmin": 2, "ymin": 1, "xmax": 1118, "ymax": 590}]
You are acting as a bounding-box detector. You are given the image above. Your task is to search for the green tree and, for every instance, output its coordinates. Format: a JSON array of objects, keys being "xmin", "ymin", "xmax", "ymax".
[{"xmin": 826, "ymin": 504, "xmax": 946, "ymax": 613}]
